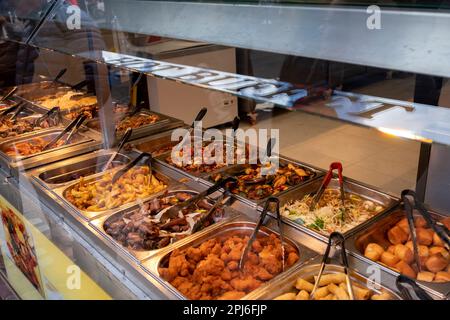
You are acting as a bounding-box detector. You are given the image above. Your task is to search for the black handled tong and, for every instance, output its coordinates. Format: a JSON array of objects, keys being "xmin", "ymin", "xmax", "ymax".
[
  {"xmin": 310, "ymin": 232, "xmax": 354, "ymax": 300},
  {"xmin": 111, "ymin": 152, "xmax": 152, "ymax": 184},
  {"xmin": 239, "ymin": 197, "xmax": 285, "ymax": 272}
]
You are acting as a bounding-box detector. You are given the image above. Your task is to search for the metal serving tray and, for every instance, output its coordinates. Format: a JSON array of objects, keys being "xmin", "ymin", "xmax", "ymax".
[
  {"xmin": 0, "ymin": 128, "xmax": 91, "ymax": 162},
  {"xmin": 141, "ymin": 218, "xmax": 319, "ymax": 300},
  {"xmin": 31, "ymin": 151, "xmax": 132, "ymax": 189},
  {"xmin": 271, "ymin": 177, "xmax": 398, "ymax": 242},
  {"xmin": 1, "ymin": 81, "xmax": 71, "ymax": 101},
  {"xmin": 86, "ymin": 110, "xmax": 183, "ymax": 143},
  {"xmin": 347, "ymin": 206, "xmax": 450, "ymax": 297},
  {"xmin": 89, "ymin": 189, "xmax": 237, "ymax": 263},
  {"xmin": 52, "ymin": 166, "xmax": 178, "ymax": 221},
  {"xmin": 130, "ymin": 129, "xmax": 182, "ymax": 157},
  {"xmin": 246, "ymin": 256, "xmax": 402, "ymax": 300},
  {"xmin": 200, "ymin": 156, "xmax": 323, "ymax": 208}
]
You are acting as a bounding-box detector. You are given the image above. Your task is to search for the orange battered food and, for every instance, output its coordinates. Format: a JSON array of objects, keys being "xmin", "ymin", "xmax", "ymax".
[{"xmin": 159, "ymin": 232, "xmax": 299, "ymax": 300}]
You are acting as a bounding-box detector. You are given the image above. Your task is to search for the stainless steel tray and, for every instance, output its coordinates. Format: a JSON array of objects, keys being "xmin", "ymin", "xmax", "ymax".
[
  {"xmin": 86, "ymin": 110, "xmax": 183, "ymax": 143},
  {"xmin": 141, "ymin": 218, "xmax": 319, "ymax": 300},
  {"xmin": 1, "ymin": 81, "xmax": 71, "ymax": 101},
  {"xmin": 89, "ymin": 189, "xmax": 237, "ymax": 262},
  {"xmin": 0, "ymin": 126, "xmax": 102, "ymax": 176},
  {"xmin": 0, "ymin": 128, "xmax": 92, "ymax": 162},
  {"xmin": 52, "ymin": 166, "xmax": 178, "ymax": 221},
  {"xmin": 246, "ymin": 256, "xmax": 402, "ymax": 300},
  {"xmin": 347, "ymin": 205, "xmax": 450, "ymax": 297},
  {"xmin": 30, "ymin": 150, "xmax": 133, "ymax": 189},
  {"xmin": 201, "ymin": 156, "xmax": 323, "ymax": 208}
]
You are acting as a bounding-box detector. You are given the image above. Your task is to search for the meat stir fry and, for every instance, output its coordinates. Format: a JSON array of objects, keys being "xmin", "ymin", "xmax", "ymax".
[
  {"xmin": 4, "ymin": 136, "xmax": 74, "ymax": 157},
  {"xmin": 65, "ymin": 166, "xmax": 167, "ymax": 211},
  {"xmin": 211, "ymin": 163, "xmax": 314, "ymax": 200},
  {"xmin": 166, "ymin": 143, "xmax": 249, "ymax": 174},
  {"xmin": 104, "ymin": 191, "xmax": 221, "ymax": 251},
  {"xmin": 159, "ymin": 232, "xmax": 299, "ymax": 300},
  {"xmin": 116, "ymin": 113, "xmax": 160, "ymax": 132},
  {"xmin": 65, "ymin": 103, "xmax": 129, "ymax": 120},
  {"xmin": 0, "ymin": 117, "xmax": 58, "ymax": 139}
]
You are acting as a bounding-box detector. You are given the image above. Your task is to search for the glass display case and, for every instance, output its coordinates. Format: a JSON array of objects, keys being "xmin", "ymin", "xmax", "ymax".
[{"xmin": 0, "ymin": 0, "xmax": 449, "ymax": 300}]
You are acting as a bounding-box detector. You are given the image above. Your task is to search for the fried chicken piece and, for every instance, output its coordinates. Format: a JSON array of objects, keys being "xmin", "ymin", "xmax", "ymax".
[
  {"xmin": 230, "ymin": 275, "xmax": 262, "ymax": 292},
  {"xmin": 259, "ymin": 245, "xmax": 282, "ymax": 275},
  {"xmin": 287, "ymin": 251, "xmax": 300, "ymax": 267},
  {"xmin": 186, "ymin": 247, "xmax": 203, "ymax": 262},
  {"xmin": 217, "ymin": 291, "xmax": 246, "ymax": 300},
  {"xmin": 193, "ymin": 254, "xmax": 225, "ymax": 279}
]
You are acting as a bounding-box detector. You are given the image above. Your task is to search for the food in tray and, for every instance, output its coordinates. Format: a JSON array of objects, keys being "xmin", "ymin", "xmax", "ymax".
[
  {"xmin": 281, "ymin": 189, "xmax": 384, "ymax": 235},
  {"xmin": 211, "ymin": 162, "xmax": 314, "ymax": 200},
  {"xmin": 0, "ymin": 117, "xmax": 58, "ymax": 139},
  {"xmin": 65, "ymin": 166, "xmax": 167, "ymax": 211},
  {"xmin": 65, "ymin": 102, "xmax": 129, "ymax": 120},
  {"xmin": 158, "ymin": 232, "xmax": 299, "ymax": 300},
  {"xmin": 363, "ymin": 214, "xmax": 450, "ymax": 282},
  {"xmin": 37, "ymin": 91, "xmax": 97, "ymax": 111},
  {"xmin": 166, "ymin": 142, "xmax": 249, "ymax": 174},
  {"xmin": 116, "ymin": 113, "xmax": 160, "ymax": 132},
  {"xmin": 104, "ymin": 191, "xmax": 223, "ymax": 251},
  {"xmin": 4, "ymin": 134, "xmax": 82, "ymax": 157},
  {"xmin": 273, "ymin": 271, "xmax": 392, "ymax": 300}
]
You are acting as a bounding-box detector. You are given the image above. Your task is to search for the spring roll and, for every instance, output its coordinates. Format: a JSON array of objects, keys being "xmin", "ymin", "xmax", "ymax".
[
  {"xmin": 295, "ymin": 278, "xmax": 314, "ymax": 292},
  {"xmin": 313, "ymin": 286, "xmax": 329, "ymax": 299},
  {"xmin": 274, "ymin": 292, "xmax": 296, "ymax": 300},
  {"xmin": 314, "ymin": 273, "xmax": 346, "ymax": 286},
  {"xmin": 295, "ymin": 290, "xmax": 310, "ymax": 300}
]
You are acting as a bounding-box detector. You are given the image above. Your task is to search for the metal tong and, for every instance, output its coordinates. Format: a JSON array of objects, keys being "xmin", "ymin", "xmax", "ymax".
[
  {"xmin": 239, "ymin": 197, "xmax": 285, "ymax": 272},
  {"xmin": 0, "ymin": 101, "xmax": 25, "ymax": 120},
  {"xmin": 111, "ymin": 152, "xmax": 152, "ymax": 184},
  {"xmin": 160, "ymin": 177, "xmax": 236, "ymax": 223},
  {"xmin": 310, "ymin": 232, "xmax": 354, "ymax": 300},
  {"xmin": 42, "ymin": 113, "xmax": 86, "ymax": 151},
  {"xmin": 401, "ymin": 189, "xmax": 450, "ymax": 273},
  {"xmin": 33, "ymin": 106, "xmax": 61, "ymax": 127},
  {"xmin": 191, "ymin": 192, "xmax": 232, "ymax": 234},
  {"xmin": 102, "ymin": 127, "xmax": 133, "ymax": 171},
  {"xmin": 396, "ymin": 275, "xmax": 433, "ymax": 300},
  {"xmin": 0, "ymin": 86, "xmax": 17, "ymax": 102},
  {"xmin": 309, "ymin": 162, "xmax": 346, "ymax": 219}
]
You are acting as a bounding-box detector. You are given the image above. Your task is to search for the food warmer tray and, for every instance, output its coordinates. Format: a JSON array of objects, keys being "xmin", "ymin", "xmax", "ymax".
[
  {"xmin": 265, "ymin": 177, "xmax": 399, "ymax": 243},
  {"xmin": 128, "ymin": 128, "xmax": 188, "ymax": 157},
  {"xmin": 0, "ymin": 127, "xmax": 102, "ymax": 177},
  {"xmin": 28, "ymin": 149, "xmax": 140, "ymax": 190},
  {"xmin": 141, "ymin": 216, "xmax": 322, "ymax": 300},
  {"xmin": 50, "ymin": 161, "xmax": 180, "ymax": 221},
  {"xmin": 196, "ymin": 156, "xmax": 324, "ymax": 208},
  {"xmin": 346, "ymin": 206, "xmax": 450, "ymax": 298},
  {"xmin": 1, "ymin": 81, "xmax": 72, "ymax": 101},
  {"xmin": 246, "ymin": 255, "xmax": 404, "ymax": 300},
  {"xmin": 89, "ymin": 188, "xmax": 240, "ymax": 263},
  {"xmin": 86, "ymin": 110, "xmax": 184, "ymax": 143}
]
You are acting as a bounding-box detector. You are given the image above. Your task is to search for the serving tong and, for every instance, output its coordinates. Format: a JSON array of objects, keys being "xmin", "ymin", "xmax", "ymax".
[
  {"xmin": 309, "ymin": 162, "xmax": 346, "ymax": 219},
  {"xmin": 401, "ymin": 189, "xmax": 450, "ymax": 273},
  {"xmin": 310, "ymin": 232, "xmax": 354, "ymax": 300},
  {"xmin": 0, "ymin": 101, "xmax": 25, "ymax": 121},
  {"xmin": 159, "ymin": 176, "xmax": 236, "ymax": 223},
  {"xmin": 33, "ymin": 106, "xmax": 61, "ymax": 127},
  {"xmin": 396, "ymin": 275, "xmax": 433, "ymax": 300},
  {"xmin": 42, "ymin": 114, "xmax": 87, "ymax": 151},
  {"xmin": 111, "ymin": 152, "xmax": 153, "ymax": 184},
  {"xmin": 0, "ymin": 86, "xmax": 17, "ymax": 102},
  {"xmin": 102, "ymin": 127, "xmax": 133, "ymax": 171},
  {"xmin": 191, "ymin": 192, "xmax": 232, "ymax": 234},
  {"xmin": 239, "ymin": 197, "xmax": 285, "ymax": 272}
]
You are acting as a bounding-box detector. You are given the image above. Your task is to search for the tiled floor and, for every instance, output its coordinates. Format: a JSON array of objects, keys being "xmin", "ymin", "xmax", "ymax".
[{"xmin": 237, "ymin": 76, "xmax": 450, "ymax": 197}]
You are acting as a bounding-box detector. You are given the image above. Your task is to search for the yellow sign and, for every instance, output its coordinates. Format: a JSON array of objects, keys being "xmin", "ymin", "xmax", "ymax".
[{"xmin": 0, "ymin": 195, "xmax": 111, "ymax": 300}]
